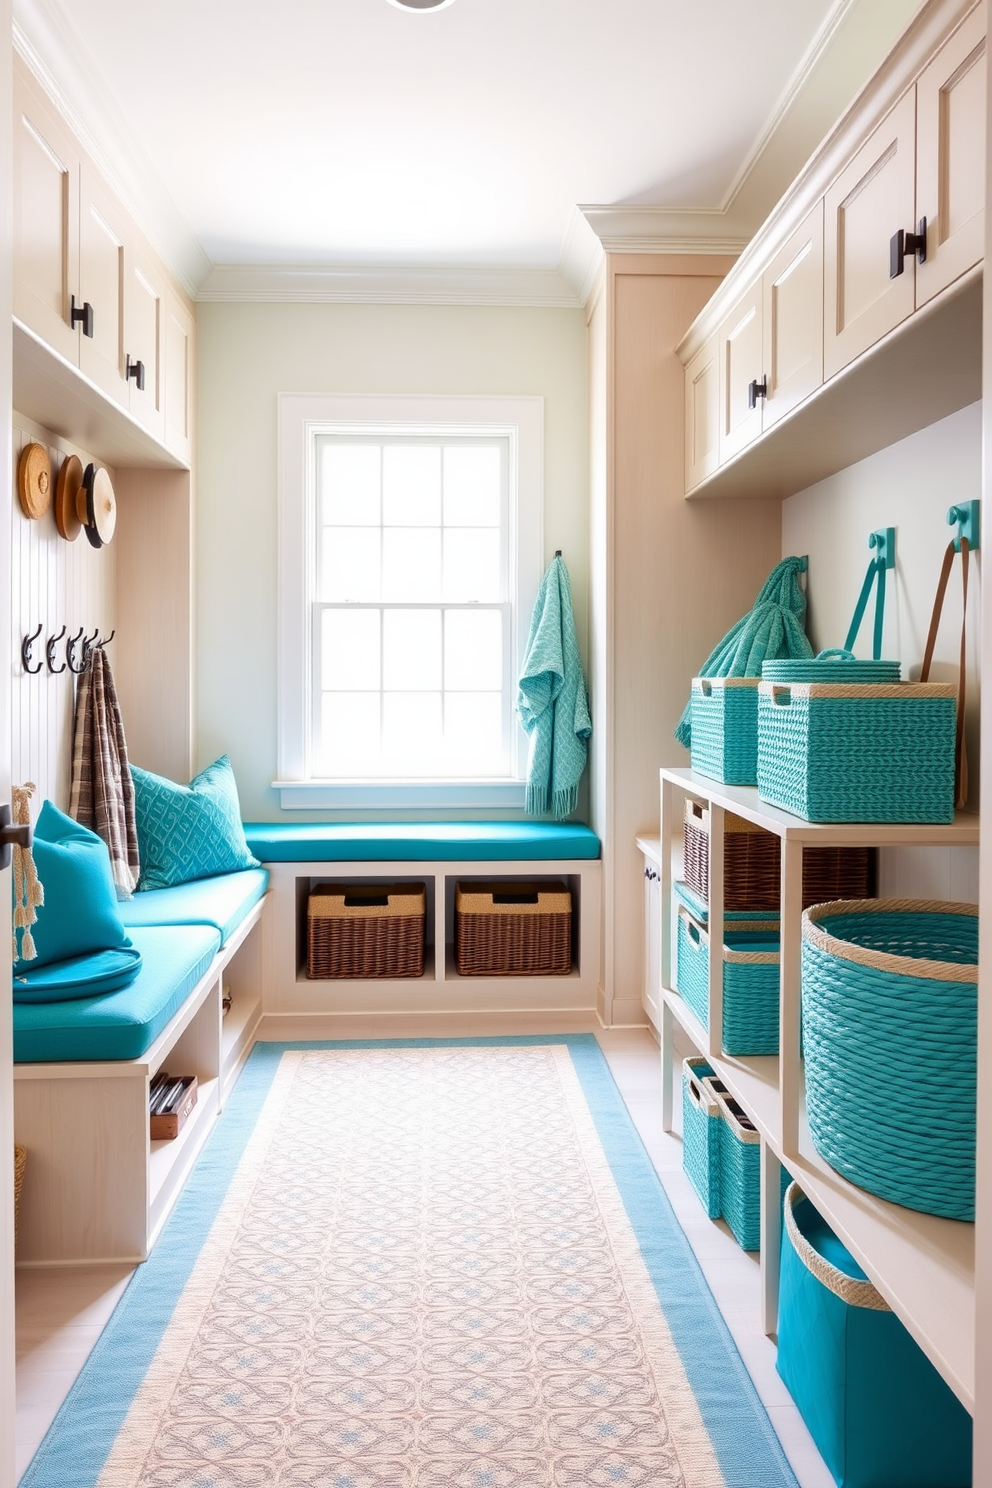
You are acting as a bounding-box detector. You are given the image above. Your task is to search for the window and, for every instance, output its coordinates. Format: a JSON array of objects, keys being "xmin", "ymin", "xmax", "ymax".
[{"xmin": 277, "ymin": 395, "xmax": 543, "ymax": 808}]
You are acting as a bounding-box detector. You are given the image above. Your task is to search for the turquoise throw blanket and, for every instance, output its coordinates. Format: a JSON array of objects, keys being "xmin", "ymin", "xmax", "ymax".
[
  {"xmin": 518, "ymin": 555, "xmax": 592, "ymax": 818},
  {"xmin": 675, "ymin": 555, "xmax": 813, "ymax": 749}
]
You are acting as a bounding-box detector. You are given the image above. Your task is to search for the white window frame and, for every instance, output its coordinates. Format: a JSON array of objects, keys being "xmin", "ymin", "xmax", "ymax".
[{"xmin": 276, "ymin": 393, "xmax": 544, "ymax": 809}]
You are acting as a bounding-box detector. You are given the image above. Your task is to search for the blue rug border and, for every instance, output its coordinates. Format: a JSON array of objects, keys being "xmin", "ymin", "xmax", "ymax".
[{"xmin": 19, "ymin": 1034, "xmax": 798, "ymax": 1488}]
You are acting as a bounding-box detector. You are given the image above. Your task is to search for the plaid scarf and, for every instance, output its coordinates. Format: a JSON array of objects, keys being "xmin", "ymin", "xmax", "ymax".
[{"xmin": 69, "ymin": 645, "xmax": 140, "ymax": 897}]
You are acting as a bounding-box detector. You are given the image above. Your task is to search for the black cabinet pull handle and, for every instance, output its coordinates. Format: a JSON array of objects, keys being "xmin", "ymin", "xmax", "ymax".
[
  {"xmin": 70, "ymin": 296, "xmax": 94, "ymax": 337},
  {"xmin": 747, "ymin": 376, "xmax": 768, "ymax": 410},
  {"xmin": 889, "ymin": 217, "xmax": 927, "ymax": 278},
  {"xmin": 126, "ymin": 356, "xmax": 146, "ymax": 391}
]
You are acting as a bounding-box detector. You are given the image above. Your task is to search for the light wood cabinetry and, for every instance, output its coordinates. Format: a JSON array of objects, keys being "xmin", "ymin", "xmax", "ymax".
[
  {"xmin": 823, "ymin": 90, "xmax": 917, "ymax": 378},
  {"xmin": 12, "ymin": 54, "xmax": 194, "ymax": 466},
  {"xmin": 680, "ymin": 0, "xmax": 985, "ymax": 501},
  {"xmin": 917, "ymin": 1, "xmax": 987, "ymax": 303},
  {"xmin": 683, "ymin": 334, "xmax": 719, "ymax": 490}
]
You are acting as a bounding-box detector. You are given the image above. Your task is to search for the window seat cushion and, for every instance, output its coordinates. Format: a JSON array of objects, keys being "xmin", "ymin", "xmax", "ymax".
[
  {"xmin": 242, "ymin": 821, "xmax": 601, "ymax": 862},
  {"xmin": 13, "ymin": 924, "xmax": 221, "ymax": 1064},
  {"xmin": 119, "ymin": 868, "xmax": 269, "ymax": 946}
]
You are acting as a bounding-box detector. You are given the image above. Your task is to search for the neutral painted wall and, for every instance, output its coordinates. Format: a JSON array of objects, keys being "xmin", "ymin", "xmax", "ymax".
[
  {"xmin": 196, "ymin": 301, "xmax": 588, "ymax": 821},
  {"xmin": 782, "ymin": 400, "xmax": 982, "ymax": 901}
]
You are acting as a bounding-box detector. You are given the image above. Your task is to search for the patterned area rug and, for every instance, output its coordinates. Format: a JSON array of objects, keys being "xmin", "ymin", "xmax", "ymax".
[{"xmin": 20, "ymin": 1038, "xmax": 797, "ymax": 1488}]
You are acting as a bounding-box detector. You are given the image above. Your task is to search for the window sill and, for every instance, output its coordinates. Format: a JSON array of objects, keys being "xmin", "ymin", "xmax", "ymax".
[{"xmin": 272, "ymin": 780, "xmax": 528, "ymax": 811}]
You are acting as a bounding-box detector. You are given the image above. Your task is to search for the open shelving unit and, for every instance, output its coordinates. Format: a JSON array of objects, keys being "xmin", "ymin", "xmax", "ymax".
[{"xmin": 659, "ymin": 765, "xmax": 979, "ymax": 1412}]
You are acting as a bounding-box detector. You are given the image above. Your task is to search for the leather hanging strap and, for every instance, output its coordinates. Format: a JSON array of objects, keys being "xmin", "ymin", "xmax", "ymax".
[{"xmin": 920, "ymin": 536, "xmax": 970, "ymax": 809}]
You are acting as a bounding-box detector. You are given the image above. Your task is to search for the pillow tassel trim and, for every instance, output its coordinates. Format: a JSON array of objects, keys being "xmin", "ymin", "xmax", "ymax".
[{"xmin": 11, "ymin": 782, "xmax": 43, "ymax": 961}]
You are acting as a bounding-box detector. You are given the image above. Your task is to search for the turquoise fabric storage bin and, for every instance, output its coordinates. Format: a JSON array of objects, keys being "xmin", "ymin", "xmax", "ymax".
[
  {"xmin": 690, "ymin": 677, "xmax": 760, "ymax": 785},
  {"xmin": 681, "ymin": 1058, "xmax": 721, "ymax": 1219},
  {"xmin": 777, "ymin": 1183, "xmax": 972, "ymax": 1488},
  {"xmin": 802, "ymin": 899, "xmax": 978, "ymax": 1221},
  {"xmin": 676, "ymin": 907, "xmax": 780, "ymax": 1055},
  {"xmin": 757, "ymin": 680, "xmax": 957, "ymax": 822},
  {"xmin": 673, "ymin": 879, "xmax": 778, "ymax": 927}
]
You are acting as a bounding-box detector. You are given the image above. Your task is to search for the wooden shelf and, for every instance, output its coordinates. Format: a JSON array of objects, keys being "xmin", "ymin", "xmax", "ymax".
[{"xmin": 658, "ymin": 765, "xmax": 978, "ymax": 1413}]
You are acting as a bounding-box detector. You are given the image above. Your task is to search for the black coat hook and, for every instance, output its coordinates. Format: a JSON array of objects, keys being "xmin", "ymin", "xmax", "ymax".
[
  {"xmin": 46, "ymin": 625, "xmax": 68, "ymax": 674},
  {"xmin": 81, "ymin": 628, "xmax": 100, "ymax": 670},
  {"xmin": 66, "ymin": 627, "xmax": 87, "ymax": 675},
  {"xmin": 21, "ymin": 623, "xmax": 43, "ymax": 675}
]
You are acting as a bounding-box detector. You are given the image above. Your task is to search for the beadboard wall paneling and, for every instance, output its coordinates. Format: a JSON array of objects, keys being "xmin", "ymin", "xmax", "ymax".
[{"xmin": 11, "ymin": 417, "xmax": 117, "ymax": 811}]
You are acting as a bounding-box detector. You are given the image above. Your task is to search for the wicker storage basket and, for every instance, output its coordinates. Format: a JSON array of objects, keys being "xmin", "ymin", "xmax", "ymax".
[
  {"xmin": 777, "ymin": 1183, "xmax": 972, "ymax": 1488},
  {"xmin": 455, "ymin": 881, "xmax": 571, "ymax": 976},
  {"xmin": 690, "ymin": 677, "xmax": 760, "ymax": 786},
  {"xmin": 802, "ymin": 898, "xmax": 978, "ymax": 1220},
  {"xmin": 14, "ymin": 1145, "xmax": 26, "ymax": 1250},
  {"xmin": 682, "ymin": 798, "xmax": 876, "ymax": 912},
  {"xmin": 676, "ymin": 908, "xmax": 780, "ymax": 1056},
  {"xmin": 681, "ymin": 1058, "xmax": 722, "ymax": 1218},
  {"xmin": 757, "ymin": 680, "xmax": 958, "ymax": 822},
  {"xmin": 307, "ymin": 883, "xmax": 426, "ymax": 979}
]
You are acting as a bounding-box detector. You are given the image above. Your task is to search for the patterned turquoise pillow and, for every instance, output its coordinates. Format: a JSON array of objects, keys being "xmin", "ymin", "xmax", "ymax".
[{"xmin": 131, "ymin": 756, "xmax": 260, "ymax": 890}]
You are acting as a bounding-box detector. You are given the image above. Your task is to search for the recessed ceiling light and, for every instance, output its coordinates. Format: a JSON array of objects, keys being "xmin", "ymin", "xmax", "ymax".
[{"xmin": 387, "ymin": 0, "xmax": 456, "ymax": 9}]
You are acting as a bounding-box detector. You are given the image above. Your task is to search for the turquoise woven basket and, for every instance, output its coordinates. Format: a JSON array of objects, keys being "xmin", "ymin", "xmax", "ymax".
[
  {"xmin": 762, "ymin": 649, "xmax": 901, "ymax": 685},
  {"xmin": 690, "ymin": 677, "xmax": 760, "ymax": 786},
  {"xmin": 757, "ymin": 681, "xmax": 957, "ymax": 822},
  {"xmin": 682, "ymin": 1058, "xmax": 721, "ymax": 1219},
  {"xmin": 676, "ymin": 908, "xmax": 780, "ymax": 1056},
  {"xmin": 712, "ymin": 1082, "xmax": 760, "ymax": 1250},
  {"xmin": 802, "ymin": 899, "xmax": 978, "ymax": 1221}
]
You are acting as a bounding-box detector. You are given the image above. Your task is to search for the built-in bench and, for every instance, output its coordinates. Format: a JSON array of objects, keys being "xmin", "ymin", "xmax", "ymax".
[
  {"xmin": 13, "ymin": 867, "xmax": 269, "ymax": 1265},
  {"xmin": 243, "ymin": 820, "xmax": 603, "ymax": 1024}
]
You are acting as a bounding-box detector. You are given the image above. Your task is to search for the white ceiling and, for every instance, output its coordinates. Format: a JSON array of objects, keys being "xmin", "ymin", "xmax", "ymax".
[{"xmin": 14, "ymin": 0, "xmax": 922, "ymax": 301}]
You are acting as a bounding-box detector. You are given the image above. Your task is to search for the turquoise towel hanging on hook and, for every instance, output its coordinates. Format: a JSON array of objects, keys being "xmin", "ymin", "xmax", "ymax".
[{"xmin": 844, "ymin": 528, "xmax": 895, "ymax": 660}]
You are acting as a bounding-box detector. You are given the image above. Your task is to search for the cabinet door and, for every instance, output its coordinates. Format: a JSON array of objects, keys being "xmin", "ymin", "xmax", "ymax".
[
  {"xmin": 124, "ymin": 240, "xmax": 165, "ymax": 439},
  {"xmin": 684, "ymin": 333, "xmax": 719, "ymax": 491},
  {"xmin": 643, "ymin": 864, "xmax": 660, "ymax": 1026},
  {"xmin": 717, "ymin": 281, "xmax": 763, "ymax": 462},
  {"xmin": 12, "ymin": 68, "xmax": 79, "ymax": 362},
  {"xmin": 77, "ymin": 161, "xmax": 127, "ymax": 405},
  {"xmin": 916, "ymin": 2, "xmax": 986, "ymax": 306},
  {"xmin": 823, "ymin": 89, "xmax": 916, "ymax": 380},
  {"xmin": 762, "ymin": 200, "xmax": 824, "ymax": 429},
  {"xmin": 164, "ymin": 289, "xmax": 195, "ymax": 464}
]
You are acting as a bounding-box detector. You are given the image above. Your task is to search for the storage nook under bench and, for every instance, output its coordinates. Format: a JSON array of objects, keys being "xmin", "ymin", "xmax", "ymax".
[
  {"xmin": 13, "ymin": 869, "xmax": 269, "ymax": 1265},
  {"xmin": 242, "ymin": 821, "xmax": 602, "ymax": 1020}
]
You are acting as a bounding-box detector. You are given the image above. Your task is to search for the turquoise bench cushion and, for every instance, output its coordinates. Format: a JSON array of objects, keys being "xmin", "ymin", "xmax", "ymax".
[
  {"xmin": 242, "ymin": 821, "xmax": 601, "ymax": 862},
  {"xmin": 119, "ymin": 868, "xmax": 269, "ymax": 946},
  {"xmin": 13, "ymin": 924, "xmax": 221, "ymax": 1064}
]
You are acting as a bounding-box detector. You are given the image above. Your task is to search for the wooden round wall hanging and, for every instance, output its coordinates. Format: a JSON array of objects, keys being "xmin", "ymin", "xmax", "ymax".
[
  {"xmin": 17, "ymin": 442, "xmax": 52, "ymax": 520},
  {"xmin": 55, "ymin": 455, "xmax": 83, "ymax": 541},
  {"xmin": 79, "ymin": 463, "xmax": 117, "ymax": 548}
]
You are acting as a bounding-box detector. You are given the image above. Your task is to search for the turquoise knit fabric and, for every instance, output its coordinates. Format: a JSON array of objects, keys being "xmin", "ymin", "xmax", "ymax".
[
  {"xmin": 517, "ymin": 556, "xmax": 592, "ymax": 819},
  {"xmin": 675, "ymin": 555, "xmax": 813, "ymax": 749}
]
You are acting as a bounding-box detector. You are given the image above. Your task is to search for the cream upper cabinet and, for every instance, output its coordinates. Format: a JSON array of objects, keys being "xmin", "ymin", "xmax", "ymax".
[
  {"xmin": 124, "ymin": 239, "xmax": 165, "ymax": 440},
  {"xmin": 13, "ymin": 67, "xmax": 80, "ymax": 363},
  {"xmin": 824, "ymin": 90, "xmax": 917, "ymax": 380},
  {"xmin": 684, "ymin": 333, "xmax": 719, "ymax": 493},
  {"xmin": 77, "ymin": 162, "xmax": 128, "ymax": 405},
  {"xmin": 916, "ymin": 2, "xmax": 986, "ymax": 304},
  {"xmin": 164, "ymin": 290, "xmax": 195, "ymax": 464},
  {"xmin": 762, "ymin": 201, "xmax": 824, "ymax": 429},
  {"xmin": 717, "ymin": 280, "xmax": 763, "ymax": 462}
]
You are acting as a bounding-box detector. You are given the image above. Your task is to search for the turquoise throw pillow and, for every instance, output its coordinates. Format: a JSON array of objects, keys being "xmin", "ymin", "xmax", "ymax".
[
  {"xmin": 132, "ymin": 755, "xmax": 260, "ymax": 890},
  {"xmin": 12, "ymin": 802, "xmax": 140, "ymax": 999}
]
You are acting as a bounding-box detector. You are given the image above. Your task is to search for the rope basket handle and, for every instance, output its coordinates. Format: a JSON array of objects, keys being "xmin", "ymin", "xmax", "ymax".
[
  {"xmin": 920, "ymin": 536, "xmax": 969, "ymax": 808},
  {"xmin": 784, "ymin": 1182, "xmax": 890, "ymax": 1312}
]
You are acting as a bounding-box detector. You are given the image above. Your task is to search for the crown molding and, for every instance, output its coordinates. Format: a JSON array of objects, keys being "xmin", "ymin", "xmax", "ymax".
[
  {"xmin": 196, "ymin": 263, "xmax": 584, "ymax": 309},
  {"xmin": 577, "ymin": 206, "xmax": 752, "ymax": 257},
  {"xmin": 13, "ymin": 0, "xmax": 211, "ymax": 299}
]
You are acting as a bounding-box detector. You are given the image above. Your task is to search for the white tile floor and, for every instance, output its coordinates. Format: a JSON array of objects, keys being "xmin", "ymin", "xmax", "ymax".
[{"xmin": 14, "ymin": 1023, "xmax": 834, "ymax": 1487}]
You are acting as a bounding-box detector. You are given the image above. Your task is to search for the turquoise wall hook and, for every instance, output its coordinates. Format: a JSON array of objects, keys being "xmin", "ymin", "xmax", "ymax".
[
  {"xmin": 869, "ymin": 528, "xmax": 896, "ymax": 569},
  {"xmin": 947, "ymin": 501, "xmax": 980, "ymax": 553}
]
